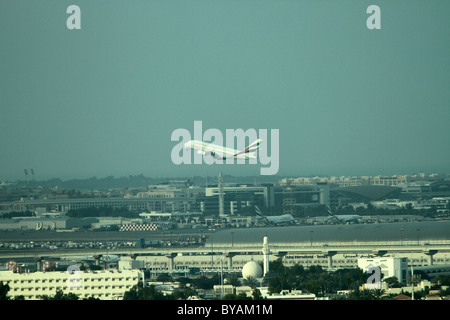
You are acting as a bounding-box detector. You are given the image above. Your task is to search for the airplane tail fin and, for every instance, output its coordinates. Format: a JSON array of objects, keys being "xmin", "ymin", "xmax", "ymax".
[
  {"xmin": 233, "ymin": 139, "xmax": 262, "ymax": 158},
  {"xmin": 255, "ymin": 206, "xmax": 271, "ymax": 224},
  {"xmin": 327, "ymin": 205, "xmax": 342, "ymax": 223},
  {"xmin": 255, "ymin": 205, "xmax": 263, "ymax": 217}
]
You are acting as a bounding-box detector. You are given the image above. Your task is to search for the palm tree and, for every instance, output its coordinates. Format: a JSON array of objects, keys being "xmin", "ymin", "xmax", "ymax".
[
  {"xmin": 372, "ymin": 289, "xmax": 386, "ymax": 300},
  {"xmin": 242, "ymin": 276, "xmax": 259, "ymax": 289},
  {"xmin": 226, "ymin": 274, "xmax": 241, "ymax": 287}
]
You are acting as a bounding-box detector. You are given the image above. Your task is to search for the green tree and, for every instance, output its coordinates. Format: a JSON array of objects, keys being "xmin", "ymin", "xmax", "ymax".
[
  {"xmin": 175, "ymin": 276, "xmax": 192, "ymax": 287},
  {"xmin": 172, "ymin": 287, "xmax": 197, "ymax": 300},
  {"xmin": 0, "ymin": 282, "xmax": 10, "ymax": 300},
  {"xmin": 237, "ymin": 292, "xmax": 251, "ymax": 300},
  {"xmin": 372, "ymin": 289, "xmax": 386, "ymax": 300},
  {"xmin": 345, "ymin": 288, "xmax": 386, "ymax": 300},
  {"xmin": 222, "ymin": 292, "xmax": 251, "ymax": 300},
  {"xmin": 123, "ymin": 283, "xmax": 172, "ymax": 300},
  {"xmin": 156, "ymin": 273, "xmax": 173, "ymax": 282},
  {"xmin": 332, "ymin": 268, "xmax": 368, "ymax": 291},
  {"xmin": 435, "ymin": 275, "xmax": 450, "ymax": 286},
  {"xmin": 252, "ymin": 288, "xmax": 264, "ymax": 300},
  {"xmin": 41, "ymin": 289, "xmax": 79, "ymax": 300},
  {"xmin": 302, "ymin": 278, "xmax": 322, "ymax": 295},
  {"xmin": 268, "ymin": 274, "xmax": 293, "ymax": 294},
  {"xmin": 347, "ymin": 288, "xmax": 373, "ymax": 300},
  {"xmin": 222, "ymin": 293, "xmax": 238, "ymax": 300},
  {"xmin": 226, "ymin": 274, "xmax": 242, "ymax": 287},
  {"xmin": 242, "ymin": 276, "xmax": 259, "ymax": 289},
  {"xmin": 269, "ymin": 259, "xmax": 286, "ymax": 274},
  {"xmin": 192, "ymin": 275, "xmax": 220, "ymax": 290},
  {"xmin": 439, "ymin": 286, "xmax": 450, "ymax": 297},
  {"xmin": 384, "ymin": 276, "xmax": 402, "ymax": 288},
  {"xmin": 122, "ymin": 284, "xmax": 140, "ymax": 300}
]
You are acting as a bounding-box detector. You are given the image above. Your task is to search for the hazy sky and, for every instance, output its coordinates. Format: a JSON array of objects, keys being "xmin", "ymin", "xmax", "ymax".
[{"xmin": 1, "ymin": 1, "xmax": 449, "ymax": 181}]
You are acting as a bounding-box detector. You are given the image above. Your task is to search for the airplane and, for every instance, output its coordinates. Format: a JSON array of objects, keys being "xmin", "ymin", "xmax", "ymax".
[
  {"xmin": 326, "ymin": 205, "xmax": 362, "ymax": 224},
  {"xmin": 59, "ymin": 254, "xmax": 120, "ymax": 262},
  {"xmin": 184, "ymin": 139, "xmax": 262, "ymax": 160},
  {"xmin": 255, "ymin": 206, "xmax": 296, "ymax": 226}
]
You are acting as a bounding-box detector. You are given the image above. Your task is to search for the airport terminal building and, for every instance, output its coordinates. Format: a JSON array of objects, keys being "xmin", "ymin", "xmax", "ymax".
[{"xmin": 115, "ymin": 221, "xmax": 450, "ymax": 280}]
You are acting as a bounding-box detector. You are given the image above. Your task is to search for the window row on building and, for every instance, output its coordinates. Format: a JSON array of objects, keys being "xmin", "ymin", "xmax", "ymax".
[{"xmin": 0, "ymin": 270, "xmax": 143, "ymax": 300}]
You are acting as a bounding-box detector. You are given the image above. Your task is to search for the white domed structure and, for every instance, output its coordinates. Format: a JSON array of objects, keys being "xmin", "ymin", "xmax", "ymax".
[{"xmin": 242, "ymin": 261, "xmax": 263, "ymax": 279}]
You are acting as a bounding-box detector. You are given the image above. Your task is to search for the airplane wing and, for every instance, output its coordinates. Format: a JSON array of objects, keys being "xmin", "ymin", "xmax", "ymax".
[{"xmin": 188, "ymin": 141, "xmax": 224, "ymax": 159}]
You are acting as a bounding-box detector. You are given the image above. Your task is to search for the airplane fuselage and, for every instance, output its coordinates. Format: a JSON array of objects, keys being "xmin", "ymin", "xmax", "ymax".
[
  {"xmin": 262, "ymin": 214, "xmax": 296, "ymax": 225},
  {"xmin": 184, "ymin": 139, "xmax": 258, "ymax": 160},
  {"xmin": 327, "ymin": 215, "xmax": 362, "ymax": 223}
]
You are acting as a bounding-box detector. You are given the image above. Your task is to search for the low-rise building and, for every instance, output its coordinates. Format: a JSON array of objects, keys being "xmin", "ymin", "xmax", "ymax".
[
  {"xmin": 213, "ymin": 284, "xmax": 234, "ymax": 298},
  {"xmin": 258, "ymin": 287, "xmax": 318, "ymax": 300},
  {"xmin": 0, "ymin": 217, "xmax": 97, "ymax": 231},
  {"xmin": 0, "ymin": 269, "xmax": 143, "ymax": 300},
  {"xmin": 358, "ymin": 257, "xmax": 409, "ymax": 284}
]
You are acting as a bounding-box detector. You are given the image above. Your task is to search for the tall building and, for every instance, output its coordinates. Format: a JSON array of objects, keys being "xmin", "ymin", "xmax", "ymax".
[
  {"xmin": 203, "ymin": 184, "xmax": 275, "ymax": 215},
  {"xmin": 274, "ymin": 184, "xmax": 330, "ymax": 215}
]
